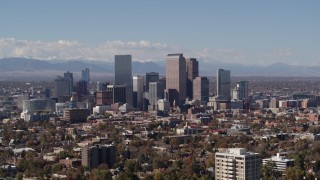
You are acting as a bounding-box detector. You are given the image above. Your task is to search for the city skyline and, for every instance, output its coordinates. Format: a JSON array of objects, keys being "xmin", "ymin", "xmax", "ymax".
[
  {"xmin": 0, "ymin": 1, "xmax": 319, "ymax": 66},
  {"xmin": 1, "ymin": 1, "xmax": 320, "ymax": 179}
]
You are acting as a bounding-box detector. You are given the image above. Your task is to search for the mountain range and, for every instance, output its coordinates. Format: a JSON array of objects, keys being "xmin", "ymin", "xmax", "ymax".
[{"xmin": 0, "ymin": 58, "xmax": 319, "ymax": 81}]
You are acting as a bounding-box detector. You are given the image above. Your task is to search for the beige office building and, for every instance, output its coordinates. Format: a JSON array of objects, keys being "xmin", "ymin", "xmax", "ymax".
[
  {"xmin": 166, "ymin": 54, "xmax": 186, "ymax": 106},
  {"xmin": 215, "ymin": 148, "xmax": 261, "ymax": 180},
  {"xmin": 193, "ymin": 76, "xmax": 209, "ymax": 103}
]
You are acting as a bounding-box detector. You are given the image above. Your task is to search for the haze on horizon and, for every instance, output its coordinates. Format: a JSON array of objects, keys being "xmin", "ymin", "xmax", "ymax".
[{"xmin": 0, "ymin": 0, "xmax": 319, "ymax": 66}]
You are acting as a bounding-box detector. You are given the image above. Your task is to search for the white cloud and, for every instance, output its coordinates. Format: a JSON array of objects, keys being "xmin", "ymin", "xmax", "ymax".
[
  {"xmin": 0, "ymin": 37, "xmax": 249, "ymax": 64},
  {"xmin": 268, "ymin": 48, "xmax": 294, "ymax": 57},
  {"xmin": 193, "ymin": 48, "xmax": 247, "ymax": 64},
  {"xmin": 0, "ymin": 38, "xmax": 182, "ymax": 61}
]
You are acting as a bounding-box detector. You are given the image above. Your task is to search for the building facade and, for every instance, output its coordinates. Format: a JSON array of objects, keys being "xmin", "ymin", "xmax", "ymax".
[
  {"xmin": 145, "ymin": 72, "xmax": 159, "ymax": 92},
  {"xmin": 63, "ymin": 108, "xmax": 90, "ymax": 123},
  {"xmin": 148, "ymin": 82, "xmax": 164, "ymax": 111},
  {"xmin": 95, "ymin": 91, "xmax": 113, "ymax": 105},
  {"xmin": 193, "ymin": 76, "xmax": 209, "ymax": 103},
  {"xmin": 217, "ymin": 69, "xmax": 231, "ymax": 101},
  {"xmin": 64, "ymin": 71, "xmax": 73, "ymax": 95},
  {"xmin": 115, "ymin": 55, "xmax": 133, "ymax": 105},
  {"xmin": 76, "ymin": 80, "xmax": 88, "ymax": 95},
  {"xmin": 133, "ymin": 76, "xmax": 144, "ymax": 110},
  {"xmin": 81, "ymin": 68, "xmax": 90, "ymax": 83},
  {"xmin": 238, "ymin": 81, "xmax": 248, "ymax": 100},
  {"xmin": 106, "ymin": 84, "xmax": 126, "ymax": 104},
  {"xmin": 53, "ymin": 76, "xmax": 70, "ymax": 98},
  {"xmin": 262, "ymin": 152, "xmax": 294, "ymax": 172},
  {"xmin": 166, "ymin": 54, "xmax": 186, "ymax": 106},
  {"xmin": 81, "ymin": 144, "xmax": 115, "ymax": 169},
  {"xmin": 215, "ymin": 148, "xmax": 261, "ymax": 180},
  {"xmin": 186, "ymin": 58, "xmax": 199, "ymax": 99}
]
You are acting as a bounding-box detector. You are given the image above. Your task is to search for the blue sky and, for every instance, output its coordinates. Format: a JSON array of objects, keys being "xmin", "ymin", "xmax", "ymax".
[{"xmin": 0, "ymin": 1, "xmax": 319, "ymax": 65}]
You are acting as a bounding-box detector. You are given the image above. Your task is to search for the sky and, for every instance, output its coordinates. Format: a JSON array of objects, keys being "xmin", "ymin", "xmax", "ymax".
[{"xmin": 0, "ymin": 1, "xmax": 319, "ymax": 66}]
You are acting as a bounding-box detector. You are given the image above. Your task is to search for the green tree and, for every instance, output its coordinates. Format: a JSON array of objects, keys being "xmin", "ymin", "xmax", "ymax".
[
  {"xmin": 105, "ymin": 112, "xmax": 113, "ymax": 119},
  {"xmin": 90, "ymin": 168, "xmax": 112, "ymax": 180},
  {"xmin": 261, "ymin": 161, "xmax": 281, "ymax": 180},
  {"xmin": 51, "ymin": 163, "xmax": 64, "ymax": 173},
  {"xmin": 308, "ymin": 125, "xmax": 320, "ymax": 135},
  {"xmin": 284, "ymin": 167, "xmax": 304, "ymax": 180},
  {"xmin": 125, "ymin": 160, "xmax": 137, "ymax": 173},
  {"xmin": 116, "ymin": 172, "xmax": 139, "ymax": 180},
  {"xmin": 16, "ymin": 172, "xmax": 24, "ymax": 180}
]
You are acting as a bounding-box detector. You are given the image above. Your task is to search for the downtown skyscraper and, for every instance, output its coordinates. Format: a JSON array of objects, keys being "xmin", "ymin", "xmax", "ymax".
[
  {"xmin": 115, "ymin": 55, "xmax": 133, "ymax": 105},
  {"xmin": 64, "ymin": 71, "xmax": 73, "ymax": 95},
  {"xmin": 81, "ymin": 68, "xmax": 90, "ymax": 83},
  {"xmin": 237, "ymin": 81, "xmax": 248, "ymax": 100},
  {"xmin": 217, "ymin": 69, "xmax": 231, "ymax": 100},
  {"xmin": 186, "ymin": 58, "xmax": 199, "ymax": 99},
  {"xmin": 193, "ymin": 76, "xmax": 209, "ymax": 103},
  {"xmin": 132, "ymin": 76, "xmax": 144, "ymax": 109},
  {"xmin": 166, "ymin": 54, "xmax": 186, "ymax": 106},
  {"xmin": 145, "ymin": 72, "xmax": 159, "ymax": 92}
]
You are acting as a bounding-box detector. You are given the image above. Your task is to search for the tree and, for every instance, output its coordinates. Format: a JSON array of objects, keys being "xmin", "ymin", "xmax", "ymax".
[
  {"xmin": 52, "ymin": 163, "xmax": 64, "ymax": 173},
  {"xmin": 261, "ymin": 161, "xmax": 281, "ymax": 180},
  {"xmin": 16, "ymin": 172, "xmax": 24, "ymax": 180},
  {"xmin": 116, "ymin": 172, "xmax": 139, "ymax": 180},
  {"xmin": 152, "ymin": 156, "xmax": 168, "ymax": 170},
  {"xmin": 293, "ymin": 153, "xmax": 305, "ymax": 171},
  {"xmin": 284, "ymin": 167, "xmax": 304, "ymax": 180},
  {"xmin": 125, "ymin": 160, "xmax": 137, "ymax": 173},
  {"xmin": 205, "ymin": 154, "xmax": 215, "ymax": 168},
  {"xmin": 308, "ymin": 125, "xmax": 320, "ymax": 135},
  {"xmin": 105, "ymin": 112, "xmax": 113, "ymax": 119},
  {"xmin": 90, "ymin": 168, "xmax": 112, "ymax": 180},
  {"xmin": 170, "ymin": 138, "xmax": 179, "ymax": 149}
]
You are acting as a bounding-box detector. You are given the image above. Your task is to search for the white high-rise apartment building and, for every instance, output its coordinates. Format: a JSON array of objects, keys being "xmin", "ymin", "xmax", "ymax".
[{"xmin": 215, "ymin": 148, "xmax": 261, "ymax": 180}]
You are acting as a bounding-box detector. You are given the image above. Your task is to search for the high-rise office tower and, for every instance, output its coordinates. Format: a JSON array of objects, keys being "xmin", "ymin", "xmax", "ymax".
[
  {"xmin": 53, "ymin": 76, "xmax": 70, "ymax": 98},
  {"xmin": 64, "ymin": 71, "xmax": 73, "ymax": 95},
  {"xmin": 96, "ymin": 91, "xmax": 113, "ymax": 106},
  {"xmin": 133, "ymin": 76, "xmax": 144, "ymax": 109},
  {"xmin": 166, "ymin": 54, "xmax": 186, "ymax": 106},
  {"xmin": 115, "ymin": 55, "xmax": 133, "ymax": 105},
  {"xmin": 159, "ymin": 78, "xmax": 166, "ymax": 90},
  {"xmin": 186, "ymin": 58, "xmax": 199, "ymax": 99},
  {"xmin": 231, "ymin": 87, "xmax": 239, "ymax": 100},
  {"xmin": 81, "ymin": 68, "xmax": 90, "ymax": 93},
  {"xmin": 217, "ymin": 69, "xmax": 231, "ymax": 100},
  {"xmin": 215, "ymin": 148, "xmax": 261, "ymax": 180},
  {"xmin": 145, "ymin": 72, "xmax": 159, "ymax": 91},
  {"xmin": 148, "ymin": 82, "xmax": 164, "ymax": 110},
  {"xmin": 106, "ymin": 84, "xmax": 126, "ymax": 104},
  {"xmin": 77, "ymin": 80, "xmax": 88, "ymax": 95},
  {"xmin": 81, "ymin": 68, "xmax": 90, "ymax": 83},
  {"xmin": 96, "ymin": 81, "xmax": 108, "ymax": 91},
  {"xmin": 193, "ymin": 77, "xmax": 209, "ymax": 103},
  {"xmin": 237, "ymin": 81, "xmax": 248, "ymax": 100}
]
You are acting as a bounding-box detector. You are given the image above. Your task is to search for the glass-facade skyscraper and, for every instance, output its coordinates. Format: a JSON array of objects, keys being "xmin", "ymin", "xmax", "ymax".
[
  {"xmin": 115, "ymin": 55, "xmax": 133, "ymax": 105},
  {"xmin": 217, "ymin": 69, "xmax": 231, "ymax": 100}
]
